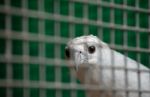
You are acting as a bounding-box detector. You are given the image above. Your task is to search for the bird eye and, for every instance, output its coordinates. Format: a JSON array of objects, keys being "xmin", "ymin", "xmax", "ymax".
[
  {"xmin": 65, "ymin": 47, "xmax": 70, "ymax": 58},
  {"xmin": 88, "ymin": 46, "xmax": 95, "ymax": 54}
]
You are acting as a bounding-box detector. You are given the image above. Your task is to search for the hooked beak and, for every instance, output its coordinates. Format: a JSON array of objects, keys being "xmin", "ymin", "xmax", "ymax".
[
  {"xmin": 74, "ymin": 51, "xmax": 88, "ymax": 71},
  {"xmin": 65, "ymin": 46, "xmax": 88, "ymax": 71}
]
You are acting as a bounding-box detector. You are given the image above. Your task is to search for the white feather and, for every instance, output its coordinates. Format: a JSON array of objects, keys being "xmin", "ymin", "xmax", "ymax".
[{"xmin": 66, "ymin": 35, "xmax": 150, "ymax": 97}]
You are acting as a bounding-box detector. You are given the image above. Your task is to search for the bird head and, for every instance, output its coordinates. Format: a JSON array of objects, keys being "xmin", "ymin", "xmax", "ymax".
[{"xmin": 65, "ymin": 35, "xmax": 108, "ymax": 71}]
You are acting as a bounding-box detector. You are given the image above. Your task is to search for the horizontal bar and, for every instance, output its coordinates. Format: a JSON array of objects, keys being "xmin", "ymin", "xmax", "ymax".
[
  {"xmin": 0, "ymin": 55, "xmax": 149, "ymax": 72},
  {"xmin": 0, "ymin": 30, "xmax": 69, "ymax": 44},
  {"xmin": 0, "ymin": 30, "xmax": 150, "ymax": 53},
  {"xmin": 0, "ymin": 80, "xmax": 150, "ymax": 93},
  {"xmin": 0, "ymin": 6, "xmax": 149, "ymax": 33},
  {"xmin": 71, "ymin": 0, "xmax": 150, "ymax": 13}
]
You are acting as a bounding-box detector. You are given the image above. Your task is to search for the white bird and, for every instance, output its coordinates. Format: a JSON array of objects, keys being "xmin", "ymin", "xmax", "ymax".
[{"xmin": 65, "ymin": 35, "xmax": 150, "ymax": 97}]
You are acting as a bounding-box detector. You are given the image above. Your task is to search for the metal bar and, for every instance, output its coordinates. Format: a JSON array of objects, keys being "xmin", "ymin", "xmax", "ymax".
[
  {"xmin": 110, "ymin": 0, "xmax": 116, "ymax": 96},
  {"xmin": 83, "ymin": 0, "xmax": 89, "ymax": 35},
  {"xmin": 135, "ymin": 0, "xmax": 142, "ymax": 97},
  {"xmin": 71, "ymin": 0, "xmax": 150, "ymax": 14},
  {"xmin": 0, "ymin": 80, "xmax": 150, "ymax": 93},
  {"xmin": 1, "ymin": 32, "xmax": 150, "ymax": 55},
  {"xmin": 69, "ymin": 1, "xmax": 76, "ymax": 97},
  {"xmin": 1, "ymin": 55, "xmax": 150, "ymax": 72},
  {"xmin": 22, "ymin": 0, "xmax": 29, "ymax": 97},
  {"xmin": 38, "ymin": 0, "xmax": 46, "ymax": 97},
  {"xmin": 97, "ymin": 0, "xmax": 103, "ymax": 39},
  {"xmin": 148, "ymin": 0, "xmax": 150, "ymax": 93},
  {"xmin": 1, "ymin": 31, "xmax": 150, "ymax": 53},
  {"xmin": 54, "ymin": 1, "xmax": 62, "ymax": 97},
  {"xmin": 5, "ymin": 0, "xmax": 12, "ymax": 97},
  {"xmin": 123, "ymin": 0, "xmax": 129, "ymax": 96},
  {"xmin": 0, "ymin": 7, "xmax": 149, "ymax": 33}
]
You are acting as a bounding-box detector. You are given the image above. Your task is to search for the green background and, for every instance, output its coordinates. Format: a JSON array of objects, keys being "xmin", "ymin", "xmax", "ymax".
[{"xmin": 0, "ymin": 0, "xmax": 150, "ymax": 97}]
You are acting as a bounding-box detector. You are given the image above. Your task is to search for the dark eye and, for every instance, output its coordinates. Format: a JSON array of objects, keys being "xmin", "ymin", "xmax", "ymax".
[
  {"xmin": 65, "ymin": 47, "xmax": 70, "ymax": 58},
  {"xmin": 88, "ymin": 46, "xmax": 95, "ymax": 54}
]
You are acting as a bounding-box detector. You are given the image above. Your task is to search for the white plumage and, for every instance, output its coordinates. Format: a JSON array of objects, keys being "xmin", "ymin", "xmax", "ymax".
[{"xmin": 65, "ymin": 35, "xmax": 150, "ymax": 97}]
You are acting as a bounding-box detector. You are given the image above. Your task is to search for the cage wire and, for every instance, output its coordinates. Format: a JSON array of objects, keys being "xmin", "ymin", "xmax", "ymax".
[{"xmin": 0, "ymin": 0, "xmax": 150, "ymax": 97}]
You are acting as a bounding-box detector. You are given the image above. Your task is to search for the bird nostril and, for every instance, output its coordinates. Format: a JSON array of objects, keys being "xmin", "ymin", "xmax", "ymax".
[{"xmin": 65, "ymin": 46, "xmax": 70, "ymax": 59}]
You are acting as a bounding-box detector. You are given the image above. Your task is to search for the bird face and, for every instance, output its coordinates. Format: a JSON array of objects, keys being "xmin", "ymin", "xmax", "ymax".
[
  {"xmin": 65, "ymin": 35, "xmax": 107, "ymax": 71},
  {"xmin": 65, "ymin": 42, "xmax": 89, "ymax": 70}
]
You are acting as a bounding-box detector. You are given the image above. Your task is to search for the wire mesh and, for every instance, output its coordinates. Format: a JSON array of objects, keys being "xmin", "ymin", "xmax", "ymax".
[{"xmin": 0, "ymin": 0, "xmax": 150, "ymax": 97}]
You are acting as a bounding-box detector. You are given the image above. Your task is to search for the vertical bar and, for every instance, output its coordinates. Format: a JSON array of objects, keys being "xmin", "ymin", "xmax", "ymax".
[
  {"xmin": 110, "ymin": 0, "xmax": 115, "ymax": 46},
  {"xmin": 137, "ymin": 52, "xmax": 141, "ymax": 97},
  {"xmin": 54, "ymin": 1, "xmax": 61, "ymax": 97},
  {"xmin": 54, "ymin": 0, "xmax": 61, "ymax": 82},
  {"xmin": 148, "ymin": 0, "xmax": 150, "ymax": 51},
  {"xmin": 97, "ymin": 0, "xmax": 103, "ymax": 94},
  {"xmin": 123, "ymin": 0, "xmax": 129, "ymax": 97},
  {"xmin": 110, "ymin": 0, "xmax": 115, "ymax": 96},
  {"xmin": 38, "ymin": 0, "xmax": 45, "ymax": 97},
  {"xmin": 149, "ymin": 0, "xmax": 150, "ymax": 48},
  {"xmin": 97, "ymin": 0, "xmax": 103, "ymax": 40},
  {"xmin": 148, "ymin": 0, "xmax": 150, "ymax": 94},
  {"xmin": 135, "ymin": 0, "xmax": 141, "ymax": 96},
  {"xmin": 5, "ymin": 0, "xmax": 12, "ymax": 97},
  {"xmin": 69, "ymin": 1, "xmax": 76, "ymax": 97},
  {"xmin": 83, "ymin": 0, "xmax": 89, "ymax": 35},
  {"xmin": 22, "ymin": 0, "xmax": 29, "ymax": 97},
  {"xmin": 69, "ymin": 0, "xmax": 75, "ymax": 38}
]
